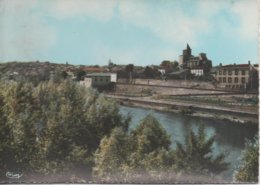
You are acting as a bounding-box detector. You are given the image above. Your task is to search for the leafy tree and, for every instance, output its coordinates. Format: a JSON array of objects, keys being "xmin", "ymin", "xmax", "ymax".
[
  {"xmin": 130, "ymin": 114, "xmax": 171, "ymax": 158},
  {"xmin": 61, "ymin": 71, "xmax": 68, "ymax": 79},
  {"xmin": 160, "ymin": 60, "xmax": 179, "ymax": 73},
  {"xmin": 0, "ymin": 79, "xmax": 129, "ymax": 180},
  {"xmin": 234, "ymin": 135, "xmax": 258, "ymax": 182},
  {"xmin": 31, "ymin": 80, "xmax": 129, "ymax": 174},
  {"xmin": 125, "ymin": 64, "xmax": 134, "ymax": 82},
  {"xmin": 143, "ymin": 66, "xmax": 160, "ymax": 78},
  {"xmin": 93, "ymin": 114, "xmax": 173, "ymax": 183},
  {"xmin": 93, "ymin": 127, "xmax": 132, "ymax": 182},
  {"xmin": 108, "ymin": 59, "xmax": 115, "ymax": 72},
  {"xmin": 76, "ymin": 70, "xmax": 86, "ymax": 81},
  {"xmin": 174, "ymin": 124, "xmax": 229, "ymax": 175},
  {"xmin": 128, "ymin": 114, "xmax": 172, "ymax": 181},
  {"xmin": 0, "ymin": 81, "xmax": 39, "ymax": 174}
]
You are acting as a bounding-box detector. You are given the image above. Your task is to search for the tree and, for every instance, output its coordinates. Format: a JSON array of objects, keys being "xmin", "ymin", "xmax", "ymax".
[
  {"xmin": 76, "ymin": 70, "xmax": 86, "ymax": 81},
  {"xmin": 130, "ymin": 114, "xmax": 171, "ymax": 156},
  {"xmin": 61, "ymin": 71, "xmax": 68, "ymax": 79},
  {"xmin": 234, "ymin": 135, "xmax": 258, "ymax": 182},
  {"xmin": 93, "ymin": 114, "xmax": 173, "ymax": 183},
  {"xmin": 160, "ymin": 60, "xmax": 179, "ymax": 73},
  {"xmin": 174, "ymin": 124, "xmax": 229, "ymax": 175},
  {"xmin": 93, "ymin": 127, "xmax": 132, "ymax": 182},
  {"xmin": 143, "ymin": 66, "xmax": 160, "ymax": 78},
  {"xmin": 128, "ymin": 114, "xmax": 173, "ymax": 181},
  {"xmin": 0, "ymin": 81, "xmax": 39, "ymax": 174},
  {"xmin": 108, "ymin": 59, "xmax": 115, "ymax": 72},
  {"xmin": 125, "ymin": 64, "xmax": 134, "ymax": 83},
  {"xmin": 0, "ymin": 79, "xmax": 130, "ymax": 180}
]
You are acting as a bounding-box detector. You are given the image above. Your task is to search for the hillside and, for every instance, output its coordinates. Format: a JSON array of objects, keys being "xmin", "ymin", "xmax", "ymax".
[{"xmin": 0, "ymin": 61, "xmax": 79, "ymax": 83}]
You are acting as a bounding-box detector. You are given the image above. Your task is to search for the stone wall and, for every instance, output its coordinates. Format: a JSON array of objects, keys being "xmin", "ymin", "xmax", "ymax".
[
  {"xmin": 118, "ymin": 78, "xmax": 215, "ymax": 89},
  {"xmin": 116, "ymin": 84, "xmax": 225, "ymax": 96}
]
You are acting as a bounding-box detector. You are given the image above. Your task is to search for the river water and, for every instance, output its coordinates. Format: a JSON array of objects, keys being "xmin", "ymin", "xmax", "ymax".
[{"xmin": 119, "ymin": 105, "xmax": 258, "ymax": 182}]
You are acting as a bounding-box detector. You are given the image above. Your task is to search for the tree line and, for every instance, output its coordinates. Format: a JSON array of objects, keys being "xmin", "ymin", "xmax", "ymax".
[{"xmin": 0, "ymin": 79, "xmax": 258, "ymax": 183}]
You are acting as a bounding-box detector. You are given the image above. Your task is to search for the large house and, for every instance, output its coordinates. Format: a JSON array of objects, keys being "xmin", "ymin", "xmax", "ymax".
[
  {"xmin": 214, "ymin": 62, "xmax": 258, "ymax": 90},
  {"xmin": 80, "ymin": 73, "xmax": 117, "ymax": 91},
  {"xmin": 179, "ymin": 44, "xmax": 212, "ymax": 76}
]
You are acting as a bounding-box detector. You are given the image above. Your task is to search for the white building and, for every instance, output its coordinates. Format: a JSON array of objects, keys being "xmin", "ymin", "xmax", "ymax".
[
  {"xmin": 190, "ymin": 67, "xmax": 204, "ymax": 76},
  {"xmin": 81, "ymin": 73, "xmax": 117, "ymax": 88}
]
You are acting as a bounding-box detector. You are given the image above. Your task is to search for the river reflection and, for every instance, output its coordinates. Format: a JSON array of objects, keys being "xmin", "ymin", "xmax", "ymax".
[{"xmin": 119, "ymin": 105, "xmax": 258, "ymax": 181}]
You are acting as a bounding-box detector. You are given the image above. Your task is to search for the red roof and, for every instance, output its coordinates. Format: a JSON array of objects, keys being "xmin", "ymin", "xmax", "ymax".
[
  {"xmin": 221, "ymin": 64, "xmax": 250, "ymax": 68},
  {"xmin": 81, "ymin": 67, "xmax": 106, "ymax": 72}
]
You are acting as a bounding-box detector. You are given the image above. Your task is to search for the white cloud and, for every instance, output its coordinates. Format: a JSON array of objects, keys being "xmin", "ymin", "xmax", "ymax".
[
  {"xmin": 117, "ymin": 1, "xmax": 214, "ymax": 46},
  {"xmin": 230, "ymin": 0, "xmax": 258, "ymax": 40},
  {"xmin": 43, "ymin": 0, "xmax": 117, "ymax": 22},
  {"xmin": 118, "ymin": 0, "xmax": 257, "ymax": 46},
  {"xmin": 0, "ymin": 0, "xmax": 56, "ymax": 61}
]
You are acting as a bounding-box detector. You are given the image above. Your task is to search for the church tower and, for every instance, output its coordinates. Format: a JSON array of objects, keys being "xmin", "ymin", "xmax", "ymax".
[{"xmin": 183, "ymin": 44, "xmax": 192, "ymax": 56}]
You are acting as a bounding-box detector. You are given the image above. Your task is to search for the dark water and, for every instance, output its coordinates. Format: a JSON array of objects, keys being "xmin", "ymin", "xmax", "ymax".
[{"xmin": 119, "ymin": 105, "xmax": 258, "ymax": 181}]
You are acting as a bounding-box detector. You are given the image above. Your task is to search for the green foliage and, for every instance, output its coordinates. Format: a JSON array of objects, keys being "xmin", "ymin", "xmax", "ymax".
[
  {"xmin": 0, "ymin": 79, "xmax": 129, "ymax": 178},
  {"xmin": 125, "ymin": 64, "xmax": 134, "ymax": 82},
  {"xmin": 234, "ymin": 135, "xmax": 258, "ymax": 182},
  {"xmin": 160, "ymin": 60, "xmax": 179, "ymax": 72},
  {"xmin": 93, "ymin": 114, "xmax": 173, "ymax": 183},
  {"xmin": 130, "ymin": 114, "xmax": 171, "ymax": 159},
  {"xmin": 143, "ymin": 66, "xmax": 160, "ymax": 78},
  {"xmin": 76, "ymin": 70, "xmax": 86, "ymax": 81},
  {"xmin": 174, "ymin": 124, "xmax": 229, "ymax": 175},
  {"xmin": 93, "ymin": 127, "xmax": 132, "ymax": 182}
]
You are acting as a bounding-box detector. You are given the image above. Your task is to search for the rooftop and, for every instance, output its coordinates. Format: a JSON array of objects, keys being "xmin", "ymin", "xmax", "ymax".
[
  {"xmin": 86, "ymin": 73, "xmax": 116, "ymax": 77},
  {"xmin": 81, "ymin": 67, "xmax": 106, "ymax": 72},
  {"xmin": 220, "ymin": 64, "xmax": 251, "ymax": 68}
]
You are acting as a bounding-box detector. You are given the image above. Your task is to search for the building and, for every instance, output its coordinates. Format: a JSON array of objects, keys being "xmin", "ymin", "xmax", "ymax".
[
  {"xmin": 81, "ymin": 73, "xmax": 117, "ymax": 91},
  {"xmin": 179, "ymin": 44, "xmax": 212, "ymax": 76},
  {"xmin": 214, "ymin": 62, "xmax": 258, "ymax": 90},
  {"xmin": 79, "ymin": 77, "xmax": 92, "ymax": 88}
]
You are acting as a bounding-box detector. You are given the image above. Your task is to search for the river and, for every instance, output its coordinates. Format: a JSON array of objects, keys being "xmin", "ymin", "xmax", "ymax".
[{"xmin": 119, "ymin": 105, "xmax": 258, "ymax": 182}]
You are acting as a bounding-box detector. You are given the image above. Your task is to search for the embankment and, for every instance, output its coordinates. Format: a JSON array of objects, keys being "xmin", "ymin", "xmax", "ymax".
[{"xmin": 105, "ymin": 95, "xmax": 258, "ymax": 124}]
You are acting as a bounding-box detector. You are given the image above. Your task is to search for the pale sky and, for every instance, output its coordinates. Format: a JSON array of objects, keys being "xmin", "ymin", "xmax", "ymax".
[{"xmin": 0, "ymin": 0, "xmax": 258, "ymax": 66}]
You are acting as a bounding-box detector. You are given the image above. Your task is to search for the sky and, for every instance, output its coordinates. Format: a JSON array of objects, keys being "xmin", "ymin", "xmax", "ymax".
[{"xmin": 0, "ymin": 0, "xmax": 258, "ymax": 66}]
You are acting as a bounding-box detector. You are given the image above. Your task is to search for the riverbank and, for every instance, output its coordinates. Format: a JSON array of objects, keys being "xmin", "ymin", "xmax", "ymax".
[{"xmin": 105, "ymin": 95, "xmax": 258, "ymax": 124}]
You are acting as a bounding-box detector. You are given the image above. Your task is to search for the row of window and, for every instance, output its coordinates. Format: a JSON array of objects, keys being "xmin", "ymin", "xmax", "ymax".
[
  {"xmin": 218, "ymin": 77, "xmax": 245, "ymax": 83},
  {"xmin": 218, "ymin": 69, "xmax": 246, "ymax": 75},
  {"xmin": 225, "ymin": 85, "xmax": 245, "ymax": 89},
  {"xmin": 94, "ymin": 77, "xmax": 110, "ymax": 82}
]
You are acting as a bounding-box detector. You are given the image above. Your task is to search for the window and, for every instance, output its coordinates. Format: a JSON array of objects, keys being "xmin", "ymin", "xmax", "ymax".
[
  {"xmin": 94, "ymin": 77, "xmax": 97, "ymax": 82},
  {"xmin": 228, "ymin": 77, "xmax": 232, "ymax": 83},
  {"xmin": 100, "ymin": 78, "xmax": 103, "ymax": 82},
  {"xmin": 241, "ymin": 77, "xmax": 245, "ymax": 83},
  {"xmin": 241, "ymin": 70, "xmax": 245, "ymax": 75},
  {"xmin": 223, "ymin": 69, "xmax": 226, "ymax": 75},
  {"xmin": 235, "ymin": 70, "xmax": 238, "ymax": 75},
  {"xmin": 219, "ymin": 70, "xmax": 222, "ymax": 75},
  {"xmin": 223, "ymin": 77, "xmax": 226, "ymax": 82},
  {"xmin": 228, "ymin": 70, "xmax": 232, "ymax": 75},
  {"xmin": 218, "ymin": 77, "xmax": 222, "ymax": 82},
  {"xmin": 106, "ymin": 77, "xmax": 109, "ymax": 82},
  {"xmin": 234, "ymin": 77, "xmax": 238, "ymax": 83}
]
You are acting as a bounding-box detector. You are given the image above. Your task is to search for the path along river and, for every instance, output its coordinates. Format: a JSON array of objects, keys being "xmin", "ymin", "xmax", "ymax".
[{"xmin": 119, "ymin": 105, "xmax": 258, "ymax": 182}]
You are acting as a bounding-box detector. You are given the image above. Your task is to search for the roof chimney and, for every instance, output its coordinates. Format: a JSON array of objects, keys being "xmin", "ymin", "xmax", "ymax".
[
  {"xmin": 248, "ymin": 60, "xmax": 251, "ymax": 65},
  {"xmin": 219, "ymin": 63, "xmax": 222, "ymax": 67}
]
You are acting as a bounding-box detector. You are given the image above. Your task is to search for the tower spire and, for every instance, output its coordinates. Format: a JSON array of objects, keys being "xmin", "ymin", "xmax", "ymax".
[{"xmin": 187, "ymin": 43, "xmax": 191, "ymax": 50}]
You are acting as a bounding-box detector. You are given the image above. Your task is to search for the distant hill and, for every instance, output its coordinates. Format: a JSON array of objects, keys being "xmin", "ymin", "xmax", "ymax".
[{"xmin": 0, "ymin": 61, "xmax": 79, "ymax": 84}]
